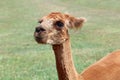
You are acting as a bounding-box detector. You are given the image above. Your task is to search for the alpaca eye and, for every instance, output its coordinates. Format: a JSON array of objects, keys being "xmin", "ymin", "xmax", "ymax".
[{"xmin": 55, "ymin": 21, "xmax": 64, "ymax": 27}]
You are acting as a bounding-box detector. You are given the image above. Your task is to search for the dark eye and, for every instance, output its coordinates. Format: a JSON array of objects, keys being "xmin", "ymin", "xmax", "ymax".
[
  {"xmin": 38, "ymin": 20, "xmax": 43, "ymax": 23},
  {"xmin": 55, "ymin": 21, "xmax": 64, "ymax": 27}
]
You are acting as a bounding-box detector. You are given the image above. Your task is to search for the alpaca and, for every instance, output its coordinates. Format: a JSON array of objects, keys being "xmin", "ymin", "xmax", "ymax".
[{"xmin": 34, "ymin": 12, "xmax": 120, "ymax": 80}]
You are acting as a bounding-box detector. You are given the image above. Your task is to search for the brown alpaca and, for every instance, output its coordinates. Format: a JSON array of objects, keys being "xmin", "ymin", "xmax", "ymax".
[{"xmin": 34, "ymin": 12, "xmax": 120, "ymax": 80}]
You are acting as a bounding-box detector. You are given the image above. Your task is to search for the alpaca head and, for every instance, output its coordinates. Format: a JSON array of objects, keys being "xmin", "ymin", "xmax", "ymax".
[{"xmin": 34, "ymin": 12, "xmax": 86, "ymax": 45}]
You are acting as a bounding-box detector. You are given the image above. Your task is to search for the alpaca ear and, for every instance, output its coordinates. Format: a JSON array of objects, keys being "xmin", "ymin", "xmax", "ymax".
[{"xmin": 66, "ymin": 16, "xmax": 86, "ymax": 29}]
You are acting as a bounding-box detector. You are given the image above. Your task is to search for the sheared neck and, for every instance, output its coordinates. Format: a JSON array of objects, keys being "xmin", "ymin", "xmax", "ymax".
[{"xmin": 52, "ymin": 39, "xmax": 79, "ymax": 80}]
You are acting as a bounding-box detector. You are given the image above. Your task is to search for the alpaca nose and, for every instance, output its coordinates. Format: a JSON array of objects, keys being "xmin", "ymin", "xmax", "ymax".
[{"xmin": 35, "ymin": 26, "xmax": 46, "ymax": 33}]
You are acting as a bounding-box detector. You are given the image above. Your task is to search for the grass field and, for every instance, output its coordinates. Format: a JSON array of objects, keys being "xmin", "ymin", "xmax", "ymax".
[{"xmin": 0, "ymin": 0, "xmax": 120, "ymax": 80}]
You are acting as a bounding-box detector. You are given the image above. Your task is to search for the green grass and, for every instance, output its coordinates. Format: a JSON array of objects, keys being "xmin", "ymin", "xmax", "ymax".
[{"xmin": 0, "ymin": 0, "xmax": 120, "ymax": 80}]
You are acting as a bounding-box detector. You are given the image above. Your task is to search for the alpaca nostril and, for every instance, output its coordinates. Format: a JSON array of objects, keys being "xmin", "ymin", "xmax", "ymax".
[{"xmin": 35, "ymin": 27, "xmax": 46, "ymax": 33}]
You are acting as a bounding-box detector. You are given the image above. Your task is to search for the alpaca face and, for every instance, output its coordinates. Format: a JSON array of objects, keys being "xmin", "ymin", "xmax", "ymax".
[{"xmin": 34, "ymin": 12, "xmax": 86, "ymax": 45}]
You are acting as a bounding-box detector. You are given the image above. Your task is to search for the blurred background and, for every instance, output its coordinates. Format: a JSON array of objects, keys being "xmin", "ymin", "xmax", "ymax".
[{"xmin": 0, "ymin": 0, "xmax": 120, "ymax": 80}]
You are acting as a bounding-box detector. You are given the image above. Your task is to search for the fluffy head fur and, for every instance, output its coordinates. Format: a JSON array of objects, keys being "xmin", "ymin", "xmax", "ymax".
[{"xmin": 34, "ymin": 12, "xmax": 86, "ymax": 45}]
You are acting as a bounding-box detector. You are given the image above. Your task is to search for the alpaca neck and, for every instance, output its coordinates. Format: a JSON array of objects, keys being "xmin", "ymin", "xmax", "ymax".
[{"xmin": 52, "ymin": 39, "xmax": 79, "ymax": 80}]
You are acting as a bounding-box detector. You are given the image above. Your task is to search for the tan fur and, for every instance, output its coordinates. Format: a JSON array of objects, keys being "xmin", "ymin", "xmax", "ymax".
[
  {"xmin": 81, "ymin": 50, "xmax": 120, "ymax": 80},
  {"xmin": 34, "ymin": 12, "xmax": 120, "ymax": 80}
]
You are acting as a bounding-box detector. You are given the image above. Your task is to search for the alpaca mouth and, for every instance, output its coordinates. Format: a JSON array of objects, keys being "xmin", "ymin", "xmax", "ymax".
[
  {"xmin": 34, "ymin": 37, "xmax": 46, "ymax": 44},
  {"xmin": 34, "ymin": 33, "xmax": 47, "ymax": 44},
  {"xmin": 34, "ymin": 33, "xmax": 42, "ymax": 40},
  {"xmin": 35, "ymin": 36, "xmax": 42, "ymax": 40}
]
